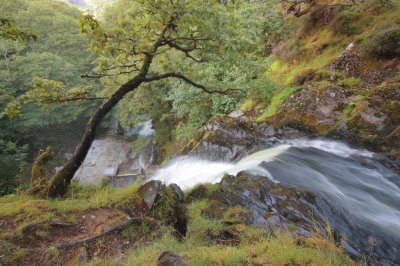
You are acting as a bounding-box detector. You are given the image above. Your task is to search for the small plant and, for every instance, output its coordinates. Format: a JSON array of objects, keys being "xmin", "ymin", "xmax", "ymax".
[
  {"xmin": 337, "ymin": 77, "xmax": 363, "ymax": 90},
  {"xmin": 364, "ymin": 25, "xmax": 400, "ymax": 58},
  {"xmin": 258, "ymin": 87, "xmax": 299, "ymax": 121}
]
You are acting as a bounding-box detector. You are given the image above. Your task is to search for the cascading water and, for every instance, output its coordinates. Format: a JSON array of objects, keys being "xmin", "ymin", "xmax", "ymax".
[{"xmin": 150, "ymin": 139, "xmax": 400, "ymax": 262}]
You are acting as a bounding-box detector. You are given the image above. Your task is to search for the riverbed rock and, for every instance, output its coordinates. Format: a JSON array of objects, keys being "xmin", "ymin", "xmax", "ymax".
[
  {"xmin": 183, "ymin": 115, "xmax": 306, "ymax": 161},
  {"xmin": 268, "ymin": 81, "xmax": 400, "ymax": 161},
  {"xmin": 204, "ymin": 172, "xmax": 326, "ymax": 238}
]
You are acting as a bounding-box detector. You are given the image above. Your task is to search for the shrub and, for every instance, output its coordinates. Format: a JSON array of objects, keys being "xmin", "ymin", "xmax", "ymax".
[
  {"xmin": 331, "ymin": 8, "xmax": 362, "ymax": 36},
  {"xmin": 258, "ymin": 87, "xmax": 299, "ymax": 121},
  {"xmin": 337, "ymin": 77, "xmax": 363, "ymax": 90},
  {"xmin": 364, "ymin": 25, "xmax": 400, "ymax": 58}
]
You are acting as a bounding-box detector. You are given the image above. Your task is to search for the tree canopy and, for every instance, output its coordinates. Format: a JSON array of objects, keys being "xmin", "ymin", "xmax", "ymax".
[{"xmin": 0, "ymin": 0, "xmax": 98, "ymax": 195}]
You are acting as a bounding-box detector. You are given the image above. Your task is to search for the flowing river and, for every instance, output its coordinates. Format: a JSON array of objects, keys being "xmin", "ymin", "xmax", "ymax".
[{"xmin": 150, "ymin": 139, "xmax": 400, "ymax": 263}]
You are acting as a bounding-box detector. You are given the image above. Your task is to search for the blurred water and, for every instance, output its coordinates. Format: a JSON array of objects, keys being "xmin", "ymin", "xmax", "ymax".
[{"xmin": 150, "ymin": 139, "xmax": 400, "ymax": 251}]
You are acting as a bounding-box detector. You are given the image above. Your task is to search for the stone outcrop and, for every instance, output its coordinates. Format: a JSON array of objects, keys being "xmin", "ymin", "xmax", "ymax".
[
  {"xmin": 268, "ymin": 82, "xmax": 400, "ymax": 161},
  {"xmin": 157, "ymin": 250, "xmax": 187, "ymax": 266},
  {"xmin": 139, "ymin": 181, "xmax": 188, "ymax": 238},
  {"xmin": 205, "ymin": 173, "xmax": 328, "ymax": 238},
  {"xmin": 183, "ymin": 114, "xmax": 306, "ymax": 162},
  {"xmin": 185, "ymin": 111, "xmax": 399, "ymax": 264}
]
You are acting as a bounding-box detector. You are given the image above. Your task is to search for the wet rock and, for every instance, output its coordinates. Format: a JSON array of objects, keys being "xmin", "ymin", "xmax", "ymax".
[
  {"xmin": 183, "ymin": 115, "xmax": 305, "ymax": 161},
  {"xmin": 157, "ymin": 250, "xmax": 187, "ymax": 266},
  {"xmin": 206, "ymin": 172, "xmax": 326, "ymax": 238},
  {"xmin": 139, "ymin": 180, "xmax": 163, "ymax": 209},
  {"xmin": 169, "ymin": 183, "xmax": 184, "ymax": 202}
]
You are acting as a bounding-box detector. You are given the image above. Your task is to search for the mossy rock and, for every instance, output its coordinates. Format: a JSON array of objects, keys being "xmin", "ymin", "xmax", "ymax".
[{"xmin": 151, "ymin": 184, "xmax": 188, "ymax": 239}]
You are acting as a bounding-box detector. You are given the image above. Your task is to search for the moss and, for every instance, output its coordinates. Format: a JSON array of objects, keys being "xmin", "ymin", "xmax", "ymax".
[
  {"xmin": 222, "ymin": 206, "xmax": 251, "ymax": 225},
  {"xmin": 0, "ymin": 181, "xmax": 142, "ymax": 236},
  {"xmin": 4, "ymin": 249, "xmax": 27, "ymax": 264},
  {"xmin": 337, "ymin": 77, "xmax": 363, "ymax": 91},
  {"xmin": 102, "ymin": 198, "xmax": 356, "ymax": 266},
  {"xmin": 151, "ymin": 185, "xmax": 187, "ymax": 238},
  {"xmin": 151, "ymin": 186, "xmax": 178, "ymax": 223},
  {"xmin": 258, "ymin": 87, "xmax": 299, "ymax": 121},
  {"xmin": 28, "ymin": 146, "xmax": 54, "ymax": 196},
  {"xmin": 185, "ymin": 183, "xmax": 218, "ymax": 203}
]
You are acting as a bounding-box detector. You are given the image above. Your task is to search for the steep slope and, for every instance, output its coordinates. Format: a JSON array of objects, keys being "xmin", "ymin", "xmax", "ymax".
[{"xmin": 252, "ymin": 0, "xmax": 400, "ymax": 160}]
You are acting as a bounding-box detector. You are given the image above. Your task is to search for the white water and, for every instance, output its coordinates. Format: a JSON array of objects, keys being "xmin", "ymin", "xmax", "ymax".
[
  {"xmin": 150, "ymin": 139, "xmax": 374, "ymax": 190},
  {"xmin": 125, "ymin": 120, "xmax": 155, "ymax": 137},
  {"xmin": 150, "ymin": 139, "xmax": 400, "ymax": 243}
]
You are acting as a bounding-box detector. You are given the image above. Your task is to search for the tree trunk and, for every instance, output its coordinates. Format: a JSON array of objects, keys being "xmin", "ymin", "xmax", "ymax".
[
  {"xmin": 45, "ymin": 20, "xmax": 175, "ymax": 197},
  {"xmin": 45, "ymin": 77, "xmax": 143, "ymax": 198}
]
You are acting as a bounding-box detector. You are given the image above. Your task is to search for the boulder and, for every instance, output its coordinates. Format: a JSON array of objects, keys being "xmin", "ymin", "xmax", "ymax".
[
  {"xmin": 138, "ymin": 180, "xmax": 163, "ymax": 209},
  {"xmin": 205, "ymin": 172, "xmax": 325, "ymax": 238},
  {"xmin": 183, "ymin": 114, "xmax": 305, "ymax": 161},
  {"xmin": 140, "ymin": 181, "xmax": 188, "ymax": 238},
  {"xmin": 157, "ymin": 250, "xmax": 187, "ymax": 266}
]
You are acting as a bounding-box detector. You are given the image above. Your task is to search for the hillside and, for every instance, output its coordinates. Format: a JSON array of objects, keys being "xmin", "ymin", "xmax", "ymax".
[
  {"xmin": 250, "ymin": 0, "xmax": 400, "ymax": 160},
  {"xmin": 0, "ymin": 0, "xmax": 399, "ymax": 265}
]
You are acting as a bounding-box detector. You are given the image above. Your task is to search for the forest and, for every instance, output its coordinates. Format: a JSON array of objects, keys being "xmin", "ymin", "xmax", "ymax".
[{"xmin": 0, "ymin": 0, "xmax": 399, "ymax": 265}]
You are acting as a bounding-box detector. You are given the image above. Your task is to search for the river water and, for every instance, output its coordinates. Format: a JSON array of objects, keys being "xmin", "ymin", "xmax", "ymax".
[{"xmin": 150, "ymin": 139, "xmax": 400, "ymax": 263}]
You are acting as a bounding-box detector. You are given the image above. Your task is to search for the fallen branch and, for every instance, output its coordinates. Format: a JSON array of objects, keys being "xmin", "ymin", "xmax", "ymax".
[{"xmin": 56, "ymin": 216, "xmax": 154, "ymax": 249}]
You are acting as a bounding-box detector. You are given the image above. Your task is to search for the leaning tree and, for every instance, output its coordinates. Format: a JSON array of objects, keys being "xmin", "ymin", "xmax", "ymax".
[{"xmin": 5, "ymin": 0, "xmax": 269, "ymax": 197}]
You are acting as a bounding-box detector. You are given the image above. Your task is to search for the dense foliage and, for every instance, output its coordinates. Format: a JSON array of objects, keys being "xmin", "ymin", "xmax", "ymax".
[
  {"xmin": 0, "ymin": 0, "xmax": 299, "ymax": 194},
  {"xmin": 0, "ymin": 0, "xmax": 97, "ymax": 194},
  {"xmin": 100, "ymin": 0, "xmax": 280, "ymax": 141}
]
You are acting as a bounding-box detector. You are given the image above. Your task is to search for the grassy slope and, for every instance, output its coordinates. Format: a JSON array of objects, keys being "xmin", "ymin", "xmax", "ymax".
[
  {"xmin": 0, "ymin": 182, "xmax": 141, "ymax": 236},
  {"xmin": 255, "ymin": 0, "xmax": 400, "ymax": 120},
  {"xmin": 103, "ymin": 199, "xmax": 355, "ymax": 266},
  {"xmin": 0, "ymin": 182, "xmax": 355, "ymax": 265}
]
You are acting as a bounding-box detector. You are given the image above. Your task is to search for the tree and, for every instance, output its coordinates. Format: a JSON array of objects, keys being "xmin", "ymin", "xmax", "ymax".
[
  {"xmin": 6, "ymin": 0, "xmax": 270, "ymax": 197},
  {"xmin": 0, "ymin": 0, "xmax": 99, "ymax": 158},
  {"xmin": 0, "ymin": 18, "xmax": 36, "ymax": 42},
  {"xmin": 0, "ymin": 16, "xmax": 33, "ymax": 196}
]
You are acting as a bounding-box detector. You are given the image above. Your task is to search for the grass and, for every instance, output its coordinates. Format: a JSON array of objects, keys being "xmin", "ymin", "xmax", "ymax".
[
  {"xmin": 0, "ymin": 181, "xmax": 142, "ymax": 234},
  {"xmin": 257, "ymin": 87, "xmax": 299, "ymax": 121},
  {"xmin": 0, "ymin": 183, "xmax": 356, "ymax": 266},
  {"xmin": 265, "ymin": 0, "xmax": 400, "ymax": 88},
  {"xmin": 98, "ymin": 199, "xmax": 356, "ymax": 266}
]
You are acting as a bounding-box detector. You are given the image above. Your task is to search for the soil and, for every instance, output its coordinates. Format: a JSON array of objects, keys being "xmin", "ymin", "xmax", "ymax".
[{"xmin": 0, "ymin": 207, "xmax": 156, "ymax": 266}]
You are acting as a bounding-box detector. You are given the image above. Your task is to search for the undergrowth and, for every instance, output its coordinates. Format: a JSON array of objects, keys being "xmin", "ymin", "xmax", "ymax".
[
  {"xmin": 257, "ymin": 87, "xmax": 299, "ymax": 121},
  {"xmin": 0, "ymin": 181, "xmax": 142, "ymax": 234},
  {"xmin": 100, "ymin": 199, "xmax": 356, "ymax": 266}
]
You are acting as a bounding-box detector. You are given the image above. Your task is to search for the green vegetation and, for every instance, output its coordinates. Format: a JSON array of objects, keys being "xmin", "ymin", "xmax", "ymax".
[
  {"xmin": 0, "ymin": 181, "xmax": 355, "ymax": 265},
  {"xmin": 258, "ymin": 87, "xmax": 298, "ymax": 121},
  {"xmin": 0, "ymin": 0, "xmax": 99, "ymax": 194},
  {"xmin": 106, "ymin": 199, "xmax": 355, "ymax": 266},
  {"xmin": 0, "ymin": 0, "xmax": 399, "ymax": 263},
  {"xmin": 364, "ymin": 25, "xmax": 400, "ymax": 57},
  {"xmin": 0, "ymin": 140, "xmax": 28, "ymax": 196},
  {"xmin": 0, "ymin": 181, "xmax": 142, "ymax": 234}
]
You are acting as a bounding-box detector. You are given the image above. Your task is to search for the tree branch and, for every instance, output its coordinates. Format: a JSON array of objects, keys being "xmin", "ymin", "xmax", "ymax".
[
  {"xmin": 164, "ymin": 39, "xmax": 208, "ymax": 63},
  {"xmin": 42, "ymin": 96, "xmax": 108, "ymax": 104},
  {"xmin": 143, "ymin": 73, "xmax": 245, "ymax": 95}
]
